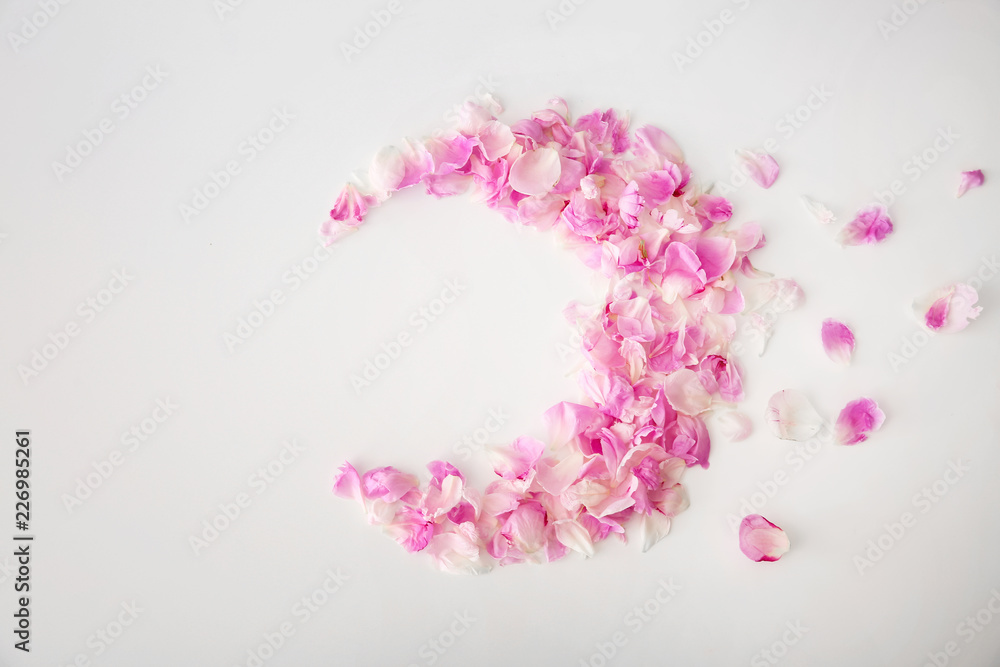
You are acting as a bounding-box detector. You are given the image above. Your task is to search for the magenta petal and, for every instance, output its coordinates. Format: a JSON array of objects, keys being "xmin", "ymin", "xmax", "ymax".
[
  {"xmin": 821, "ymin": 319, "xmax": 855, "ymax": 366},
  {"xmin": 739, "ymin": 514, "xmax": 789, "ymax": 562},
  {"xmin": 834, "ymin": 398, "xmax": 885, "ymax": 445},
  {"xmin": 332, "ymin": 462, "xmax": 363, "ymax": 502},
  {"xmin": 956, "ymin": 170, "xmax": 985, "ymax": 198},
  {"xmin": 837, "ymin": 205, "xmax": 893, "ymax": 246},
  {"xmin": 735, "ymin": 149, "xmax": 779, "ymax": 188},
  {"xmin": 916, "ymin": 283, "xmax": 982, "ymax": 332}
]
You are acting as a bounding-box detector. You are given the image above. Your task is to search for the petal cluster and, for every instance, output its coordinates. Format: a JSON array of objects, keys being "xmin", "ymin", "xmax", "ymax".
[{"xmin": 325, "ymin": 98, "xmax": 766, "ymax": 572}]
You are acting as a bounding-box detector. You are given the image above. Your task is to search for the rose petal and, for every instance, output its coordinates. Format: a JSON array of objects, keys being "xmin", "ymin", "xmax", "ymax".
[
  {"xmin": 915, "ymin": 282, "xmax": 983, "ymax": 333},
  {"xmin": 739, "ymin": 514, "xmax": 789, "ymax": 562},
  {"xmin": 508, "ymin": 146, "xmax": 562, "ymax": 196},
  {"xmin": 956, "ymin": 169, "xmax": 985, "ymax": 198},
  {"xmin": 834, "ymin": 397, "xmax": 885, "ymax": 445},
  {"xmin": 801, "ymin": 196, "xmax": 836, "ymax": 224},
  {"xmin": 837, "ymin": 205, "xmax": 893, "ymax": 246},
  {"xmin": 765, "ymin": 390, "xmax": 823, "ymax": 441},
  {"xmin": 735, "ymin": 149, "xmax": 779, "ymax": 188},
  {"xmin": 821, "ymin": 319, "xmax": 855, "ymax": 366}
]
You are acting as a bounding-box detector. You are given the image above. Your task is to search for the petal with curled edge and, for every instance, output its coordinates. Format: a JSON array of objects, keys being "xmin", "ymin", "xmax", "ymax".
[
  {"xmin": 736, "ymin": 149, "xmax": 779, "ymax": 188},
  {"xmin": 837, "ymin": 205, "xmax": 893, "ymax": 246},
  {"xmin": 821, "ymin": 319, "xmax": 855, "ymax": 366},
  {"xmin": 915, "ymin": 282, "xmax": 982, "ymax": 333},
  {"xmin": 956, "ymin": 169, "xmax": 984, "ymax": 198},
  {"xmin": 640, "ymin": 510, "xmax": 673, "ymax": 553},
  {"xmin": 508, "ymin": 146, "xmax": 562, "ymax": 196},
  {"xmin": 553, "ymin": 519, "xmax": 596, "ymax": 558},
  {"xmin": 739, "ymin": 514, "xmax": 789, "ymax": 562},
  {"xmin": 331, "ymin": 462, "xmax": 363, "ymax": 502},
  {"xmin": 835, "ymin": 398, "xmax": 885, "ymax": 445}
]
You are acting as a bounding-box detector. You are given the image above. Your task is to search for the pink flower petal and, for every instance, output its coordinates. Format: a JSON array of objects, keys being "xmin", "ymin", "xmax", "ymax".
[
  {"xmin": 765, "ymin": 390, "xmax": 823, "ymax": 441},
  {"xmin": 331, "ymin": 462, "xmax": 363, "ymax": 502},
  {"xmin": 508, "ymin": 146, "xmax": 562, "ymax": 196},
  {"xmin": 735, "ymin": 149, "xmax": 779, "ymax": 188},
  {"xmin": 837, "ymin": 205, "xmax": 893, "ymax": 246},
  {"xmin": 662, "ymin": 369, "xmax": 713, "ymax": 415},
  {"xmin": 478, "ymin": 120, "xmax": 516, "ymax": 162},
  {"xmin": 639, "ymin": 510, "xmax": 673, "ymax": 553},
  {"xmin": 916, "ymin": 282, "xmax": 983, "ymax": 332},
  {"xmin": 956, "ymin": 169, "xmax": 985, "ymax": 198},
  {"xmin": 361, "ymin": 466, "xmax": 418, "ymax": 502},
  {"xmin": 834, "ymin": 397, "xmax": 885, "ymax": 445},
  {"xmin": 821, "ymin": 319, "xmax": 855, "ymax": 366},
  {"xmin": 739, "ymin": 514, "xmax": 789, "ymax": 562}
]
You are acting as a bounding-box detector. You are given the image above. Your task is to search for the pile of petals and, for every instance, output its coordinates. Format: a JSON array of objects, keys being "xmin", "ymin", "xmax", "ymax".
[{"xmin": 325, "ymin": 97, "xmax": 773, "ymax": 573}]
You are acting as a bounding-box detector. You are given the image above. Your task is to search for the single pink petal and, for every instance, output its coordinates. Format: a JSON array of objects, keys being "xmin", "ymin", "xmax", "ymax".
[
  {"xmin": 361, "ymin": 466, "xmax": 418, "ymax": 502},
  {"xmin": 735, "ymin": 149, "xmax": 779, "ymax": 188},
  {"xmin": 552, "ymin": 519, "xmax": 596, "ymax": 557},
  {"xmin": 834, "ymin": 397, "xmax": 885, "ymax": 445},
  {"xmin": 662, "ymin": 369, "xmax": 713, "ymax": 415},
  {"xmin": 618, "ymin": 181, "xmax": 644, "ymax": 228},
  {"xmin": 478, "ymin": 120, "xmax": 516, "ymax": 161},
  {"xmin": 331, "ymin": 462, "xmax": 362, "ymax": 502},
  {"xmin": 508, "ymin": 146, "xmax": 562, "ymax": 196},
  {"xmin": 801, "ymin": 196, "xmax": 836, "ymax": 224},
  {"xmin": 488, "ymin": 436, "xmax": 545, "ymax": 480},
  {"xmin": 697, "ymin": 194, "xmax": 733, "ymax": 223},
  {"xmin": 368, "ymin": 146, "xmax": 406, "ymax": 195},
  {"xmin": 695, "ymin": 237, "xmax": 737, "ymax": 281},
  {"xmin": 328, "ymin": 183, "xmax": 375, "ymax": 228},
  {"xmin": 837, "ymin": 205, "xmax": 893, "ymax": 246},
  {"xmin": 915, "ymin": 283, "xmax": 982, "ymax": 333},
  {"xmin": 639, "ymin": 510, "xmax": 672, "ymax": 553},
  {"xmin": 765, "ymin": 390, "xmax": 823, "ymax": 441},
  {"xmin": 956, "ymin": 169, "xmax": 985, "ymax": 198},
  {"xmin": 821, "ymin": 319, "xmax": 855, "ymax": 366},
  {"xmin": 739, "ymin": 514, "xmax": 790, "ymax": 562},
  {"xmin": 633, "ymin": 125, "xmax": 685, "ymax": 163},
  {"xmin": 424, "ymin": 133, "xmax": 474, "ymax": 175}
]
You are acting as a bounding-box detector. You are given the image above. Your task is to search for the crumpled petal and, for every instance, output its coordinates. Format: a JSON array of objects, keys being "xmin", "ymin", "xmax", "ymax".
[
  {"xmin": 834, "ymin": 397, "xmax": 885, "ymax": 445},
  {"xmin": 915, "ymin": 282, "xmax": 982, "ymax": 333},
  {"xmin": 821, "ymin": 319, "xmax": 855, "ymax": 366},
  {"xmin": 739, "ymin": 514, "xmax": 789, "ymax": 562},
  {"xmin": 508, "ymin": 147, "xmax": 562, "ymax": 196},
  {"xmin": 801, "ymin": 196, "xmax": 836, "ymax": 224},
  {"xmin": 735, "ymin": 149, "xmax": 779, "ymax": 189},
  {"xmin": 765, "ymin": 390, "xmax": 823, "ymax": 441},
  {"xmin": 955, "ymin": 169, "xmax": 985, "ymax": 198},
  {"xmin": 332, "ymin": 462, "xmax": 363, "ymax": 502},
  {"xmin": 837, "ymin": 205, "xmax": 893, "ymax": 246},
  {"xmin": 361, "ymin": 466, "xmax": 418, "ymax": 502}
]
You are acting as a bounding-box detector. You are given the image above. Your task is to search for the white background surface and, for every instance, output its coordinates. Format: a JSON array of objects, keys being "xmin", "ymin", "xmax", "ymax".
[{"xmin": 2, "ymin": 0, "xmax": 999, "ymax": 665}]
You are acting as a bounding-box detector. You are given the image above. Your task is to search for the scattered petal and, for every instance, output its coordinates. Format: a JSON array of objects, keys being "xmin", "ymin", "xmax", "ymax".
[
  {"xmin": 837, "ymin": 205, "xmax": 893, "ymax": 246},
  {"xmin": 916, "ymin": 283, "xmax": 983, "ymax": 332},
  {"xmin": 835, "ymin": 398, "xmax": 885, "ymax": 445},
  {"xmin": 736, "ymin": 149, "xmax": 779, "ymax": 188},
  {"xmin": 801, "ymin": 196, "xmax": 836, "ymax": 224},
  {"xmin": 739, "ymin": 514, "xmax": 790, "ymax": 562},
  {"xmin": 956, "ymin": 170, "xmax": 985, "ymax": 198},
  {"xmin": 821, "ymin": 319, "xmax": 855, "ymax": 366},
  {"xmin": 508, "ymin": 146, "xmax": 562, "ymax": 196},
  {"xmin": 765, "ymin": 390, "xmax": 823, "ymax": 441}
]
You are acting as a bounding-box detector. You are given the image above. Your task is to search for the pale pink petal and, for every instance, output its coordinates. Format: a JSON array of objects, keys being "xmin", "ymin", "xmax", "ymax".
[
  {"xmin": 331, "ymin": 462, "xmax": 362, "ymax": 502},
  {"xmin": 716, "ymin": 411, "xmax": 752, "ymax": 442},
  {"xmin": 618, "ymin": 181, "xmax": 644, "ymax": 228},
  {"xmin": 735, "ymin": 149, "xmax": 779, "ymax": 188},
  {"xmin": 328, "ymin": 183, "xmax": 375, "ymax": 228},
  {"xmin": 739, "ymin": 514, "xmax": 789, "ymax": 562},
  {"xmin": 835, "ymin": 397, "xmax": 885, "ymax": 445},
  {"xmin": 508, "ymin": 146, "xmax": 562, "ymax": 196},
  {"xmin": 821, "ymin": 319, "xmax": 855, "ymax": 366},
  {"xmin": 361, "ymin": 466, "xmax": 418, "ymax": 502},
  {"xmin": 488, "ymin": 436, "xmax": 545, "ymax": 480},
  {"xmin": 837, "ymin": 205, "xmax": 893, "ymax": 246},
  {"xmin": 639, "ymin": 510, "xmax": 672, "ymax": 553},
  {"xmin": 956, "ymin": 169, "xmax": 985, "ymax": 198},
  {"xmin": 697, "ymin": 194, "xmax": 733, "ymax": 223},
  {"xmin": 478, "ymin": 120, "xmax": 516, "ymax": 161},
  {"xmin": 368, "ymin": 146, "xmax": 406, "ymax": 195},
  {"xmin": 662, "ymin": 369, "xmax": 713, "ymax": 415},
  {"xmin": 425, "ymin": 527, "xmax": 491, "ymax": 575},
  {"xmin": 915, "ymin": 283, "xmax": 983, "ymax": 333},
  {"xmin": 765, "ymin": 390, "xmax": 823, "ymax": 441},
  {"xmin": 552, "ymin": 519, "xmax": 596, "ymax": 557},
  {"xmin": 634, "ymin": 125, "xmax": 685, "ymax": 163},
  {"xmin": 801, "ymin": 196, "xmax": 836, "ymax": 224}
]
